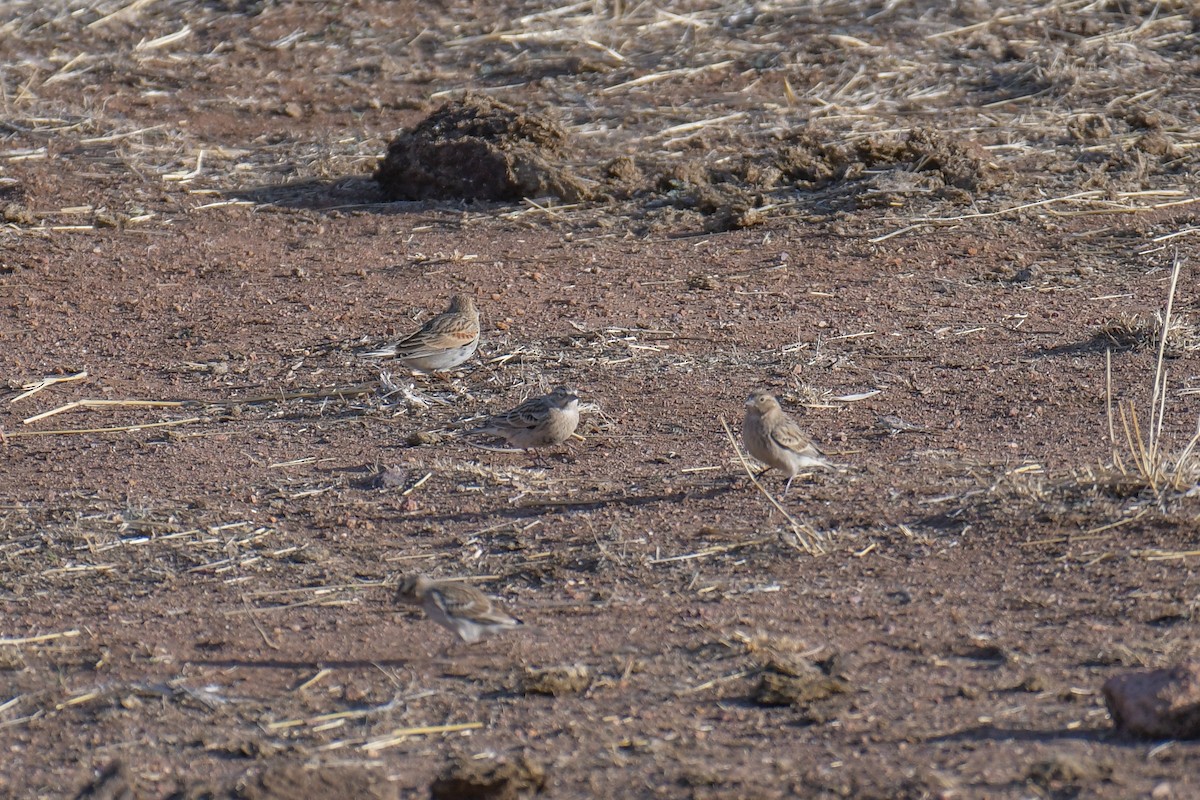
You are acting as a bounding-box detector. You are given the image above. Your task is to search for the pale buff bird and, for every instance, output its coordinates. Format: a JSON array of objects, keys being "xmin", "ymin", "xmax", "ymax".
[
  {"xmin": 470, "ymin": 386, "xmax": 580, "ymax": 451},
  {"xmin": 742, "ymin": 390, "xmax": 832, "ymax": 495},
  {"xmin": 395, "ymin": 574, "xmax": 523, "ymax": 644},
  {"xmin": 362, "ymin": 294, "xmax": 479, "ymax": 371}
]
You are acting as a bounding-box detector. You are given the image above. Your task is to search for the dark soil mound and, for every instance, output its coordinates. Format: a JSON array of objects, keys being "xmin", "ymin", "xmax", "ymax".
[
  {"xmin": 374, "ymin": 95, "xmax": 590, "ymax": 203},
  {"xmin": 771, "ymin": 126, "xmax": 1004, "ymax": 200}
]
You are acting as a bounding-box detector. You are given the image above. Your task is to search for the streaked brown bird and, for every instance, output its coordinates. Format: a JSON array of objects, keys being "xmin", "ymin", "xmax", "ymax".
[
  {"xmin": 362, "ymin": 294, "xmax": 479, "ymax": 372},
  {"xmin": 470, "ymin": 386, "xmax": 581, "ymax": 451},
  {"xmin": 742, "ymin": 390, "xmax": 832, "ymax": 496},
  {"xmin": 395, "ymin": 574, "xmax": 523, "ymax": 644}
]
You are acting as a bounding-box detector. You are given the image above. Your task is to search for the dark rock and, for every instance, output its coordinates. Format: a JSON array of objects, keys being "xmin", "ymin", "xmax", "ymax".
[{"xmin": 1103, "ymin": 662, "xmax": 1200, "ymax": 739}]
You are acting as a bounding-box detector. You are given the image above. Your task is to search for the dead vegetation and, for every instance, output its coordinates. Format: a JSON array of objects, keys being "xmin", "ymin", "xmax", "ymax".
[
  {"xmin": 2, "ymin": 1, "xmax": 1200, "ymax": 799},
  {"xmin": 2, "ymin": 0, "xmax": 1200, "ymax": 231},
  {"xmin": 1096, "ymin": 311, "xmax": 1200, "ymax": 356},
  {"xmin": 1105, "ymin": 257, "xmax": 1200, "ymax": 497}
]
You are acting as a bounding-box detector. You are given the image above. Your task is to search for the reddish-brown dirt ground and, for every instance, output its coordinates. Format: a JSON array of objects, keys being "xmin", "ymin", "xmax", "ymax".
[{"xmin": 2, "ymin": 1, "xmax": 1200, "ymax": 798}]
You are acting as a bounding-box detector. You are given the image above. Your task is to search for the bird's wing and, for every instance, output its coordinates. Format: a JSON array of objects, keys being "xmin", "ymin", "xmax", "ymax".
[
  {"xmin": 771, "ymin": 417, "xmax": 822, "ymax": 457},
  {"xmin": 430, "ymin": 585, "xmax": 519, "ymax": 625},
  {"xmin": 362, "ymin": 311, "xmax": 477, "ymax": 359},
  {"xmin": 492, "ymin": 397, "xmax": 550, "ymax": 431},
  {"xmin": 481, "ymin": 608, "xmax": 522, "ymax": 626},
  {"xmin": 428, "ymin": 584, "xmax": 486, "ymax": 617},
  {"xmin": 390, "ymin": 315, "xmax": 477, "ymax": 357}
]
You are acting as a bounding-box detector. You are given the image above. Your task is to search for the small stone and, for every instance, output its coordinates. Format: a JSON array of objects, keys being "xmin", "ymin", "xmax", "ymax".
[
  {"xmin": 1102, "ymin": 662, "xmax": 1200, "ymax": 739},
  {"xmin": 371, "ymin": 465, "xmax": 408, "ymax": 489}
]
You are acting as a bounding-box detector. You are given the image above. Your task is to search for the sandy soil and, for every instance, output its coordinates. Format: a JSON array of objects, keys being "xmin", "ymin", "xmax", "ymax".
[{"xmin": 1, "ymin": 1, "xmax": 1199, "ymax": 798}]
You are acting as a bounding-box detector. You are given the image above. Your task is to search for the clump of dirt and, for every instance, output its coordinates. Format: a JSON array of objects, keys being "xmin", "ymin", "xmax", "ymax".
[
  {"xmin": 375, "ymin": 108, "xmax": 1001, "ymax": 223},
  {"xmin": 773, "ymin": 130, "xmax": 839, "ymax": 184},
  {"xmin": 374, "ymin": 95, "xmax": 590, "ymax": 203},
  {"xmin": 645, "ymin": 126, "xmax": 1004, "ymax": 226},
  {"xmin": 1067, "ymin": 113, "xmax": 1114, "ymax": 142},
  {"xmin": 1025, "ymin": 754, "xmax": 1112, "ymax": 790},
  {"xmin": 650, "ymin": 161, "xmax": 763, "ymax": 232},
  {"xmin": 1134, "ymin": 131, "xmax": 1184, "ymax": 159},
  {"xmin": 430, "ymin": 755, "xmax": 546, "ymax": 800},
  {"xmin": 237, "ymin": 764, "xmax": 396, "ymax": 800},
  {"xmin": 74, "ymin": 762, "xmax": 132, "ymax": 800},
  {"xmin": 768, "ymin": 126, "xmax": 1004, "ymax": 200},
  {"xmin": 601, "ymin": 156, "xmax": 644, "ymax": 199},
  {"xmin": 844, "ymin": 127, "xmax": 1003, "ymax": 198},
  {"xmin": 522, "ymin": 663, "xmax": 591, "ymax": 696},
  {"xmin": 740, "ymin": 633, "xmax": 851, "ymax": 712},
  {"xmin": 755, "ymin": 668, "xmax": 849, "ymax": 708},
  {"xmin": 2, "ymin": 202, "xmax": 36, "ymax": 226}
]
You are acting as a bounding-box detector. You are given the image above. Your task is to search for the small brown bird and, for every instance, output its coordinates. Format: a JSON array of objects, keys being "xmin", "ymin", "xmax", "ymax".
[
  {"xmin": 470, "ymin": 386, "xmax": 581, "ymax": 451},
  {"xmin": 742, "ymin": 390, "xmax": 832, "ymax": 495},
  {"xmin": 362, "ymin": 294, "xmax": 479, "ymax": 372},
  {"xmin": 395, "ymin": 575, "xmax": 523, "ymax": 644}
]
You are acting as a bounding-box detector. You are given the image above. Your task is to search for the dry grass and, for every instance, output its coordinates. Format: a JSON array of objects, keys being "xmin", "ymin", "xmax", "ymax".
[
  {"xmin": 1105, "ymin": 255, "xmax": 1200, "ymax": 496},
  {"xmin": 4, "ymin": 5, "xmax": 1200, "ymax": 796},
  {"xmin": 975, "ymin": 256, "xmax": 1200, "ymax": 521},
  {"xmin": 1096, "ymin": 310, "xmax": 1200, "ymax": 356},
  {"xmin": 2, "ymin": 0, "xmax": 1198, "ymax": 232}
]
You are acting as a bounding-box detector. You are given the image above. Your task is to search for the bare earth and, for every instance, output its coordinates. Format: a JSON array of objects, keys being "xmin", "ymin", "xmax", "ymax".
[{"xmin": 2, "ymin": 1, "xmax": 1199, "ymax": 798}]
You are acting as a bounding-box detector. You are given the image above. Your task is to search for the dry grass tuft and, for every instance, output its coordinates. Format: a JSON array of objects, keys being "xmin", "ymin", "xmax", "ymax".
[
  {"xmin": 1106, "ymin": 256, "xmax": 1200, "ymax": 496},
  {"xmin": 1096, "ymin": 311, "xmax": 1200, "ymax": 356}
]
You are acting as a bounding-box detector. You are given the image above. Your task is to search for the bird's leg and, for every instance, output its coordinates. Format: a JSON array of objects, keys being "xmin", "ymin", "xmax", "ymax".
[{"xmin": 782, "ymin": 475, "xmax": 795, "ymax": 498}]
